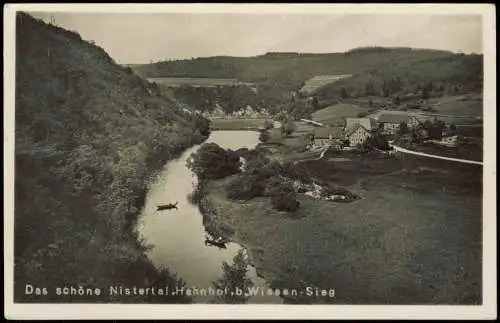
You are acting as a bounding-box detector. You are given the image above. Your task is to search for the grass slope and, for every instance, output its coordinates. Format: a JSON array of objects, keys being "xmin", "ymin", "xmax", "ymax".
[
  {"xmin": 312, "ymin": 103, "xmax": 369, "ymax": 126},
  {"xmin": 14, "ymin": 12, "xmax": 207, "ymax": 302},
  {"xmin": 204, "ymin": 156, "xmax": 482, "ymax": 304}
]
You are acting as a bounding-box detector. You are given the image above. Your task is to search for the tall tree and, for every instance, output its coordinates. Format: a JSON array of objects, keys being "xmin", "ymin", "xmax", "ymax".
[
  {"xmin": 340, "ymin": 87, "xmax": 349, "ymax": 99},
  {"xmin": 281, "ymin": 118, "xmax": 296, "ymax": 137},
  {"xmin": 422, "ymin": 86, "xmax": 430, "ymax": 102},
  {"xmin": 365, "ymin": 79, "xmax": 376, "ymax": 96},
  {"xmin": 311, "ymin": 96, "xmax": 320, "ymax": 111},
  {"xmin": 398, "ymin": 122, "xmax": 408, "ymax": 135},
  {"xmin": 393, "ymin": 96, "xmax": 401, "ymax": 106},
  {"xmin": 211, "ymin": 250, "xmax": 254, "ymax": 304}
]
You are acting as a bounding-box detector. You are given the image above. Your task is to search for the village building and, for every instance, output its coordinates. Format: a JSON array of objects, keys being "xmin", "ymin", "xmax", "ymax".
[
  {"xmin": 399, "ymin": 133, "xmax": 413, "ymax": 143},
  {"xmin": 310, "ymin": 127, "xmax": 345, "ymax": 150},
  {"xmin": 377, "ymin": 113, "xmax": 420, "ymax": 134},
  {"xmin": 210, "ymin": 104, "xmax": 226, "ymax": 118},
  {"xmin": 243, "ymin": 105, "xmax": 254, "ymax": 117},
  {"xmin": 428, "ymin": 135, "xmax": 459, "ymax": 148},
  {"xmin": 259, "ymin": 108, "xmax": 270, "ymax": 118},
  {"xmin": 345, "ymin": 123, "xmax": 372, "ymax": 147},
  {"xmin": 345, "ymin": 117, "xmax": 377, "ymax": 131}
]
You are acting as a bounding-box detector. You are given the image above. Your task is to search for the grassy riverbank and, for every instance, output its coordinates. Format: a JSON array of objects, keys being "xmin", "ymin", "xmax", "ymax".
[
  {"xmin": 201, "ymin": 163, "xmax": 482, "ymax": 304},
  {"xmin": 195, "ymin": 119, "xmax": 482, "ymax": 304},
  {"xmin": 14, "ymin": 13, "xmax": 209, "ymax": 303},
  {"xmin": 209, "ymin": 118, "xmax": 270, "ymax": 131}
]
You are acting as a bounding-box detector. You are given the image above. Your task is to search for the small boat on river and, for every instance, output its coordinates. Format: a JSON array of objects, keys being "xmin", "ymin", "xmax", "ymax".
[
  {"xmin": 204, "ymin": 235, "xmax": 229, "ymax": 249},
  {"xmin": 156, "ymin": 202, "xmax": 178, "ymax": 211}
]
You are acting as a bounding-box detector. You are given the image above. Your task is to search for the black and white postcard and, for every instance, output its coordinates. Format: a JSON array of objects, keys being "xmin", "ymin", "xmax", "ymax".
[{"xmin": 4, "ymin": 3, "xmax": 496, "ymax": 320}]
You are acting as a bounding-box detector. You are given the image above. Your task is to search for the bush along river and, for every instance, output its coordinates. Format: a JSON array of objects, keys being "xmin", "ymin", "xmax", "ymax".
[{"xmin": 137, "ymin": 131, "xmax": 282, "ymax": 304}]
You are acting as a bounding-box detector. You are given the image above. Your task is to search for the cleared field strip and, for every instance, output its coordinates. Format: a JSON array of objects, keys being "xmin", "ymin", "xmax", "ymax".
[{"xmin": 300, "ymin": 74, "xmax": 353, "ymax": 94}]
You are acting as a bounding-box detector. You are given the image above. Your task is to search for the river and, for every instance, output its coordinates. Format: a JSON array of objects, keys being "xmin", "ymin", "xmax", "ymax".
[{"xmin": 137, "ymin": 131, "xmax": 282, "ymax": 304}]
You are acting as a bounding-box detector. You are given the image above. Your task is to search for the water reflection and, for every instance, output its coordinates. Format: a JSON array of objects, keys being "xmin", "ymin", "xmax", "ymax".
[{"xmin": 137, "ymin": 131, "xmax": 282, "ymax": 304}]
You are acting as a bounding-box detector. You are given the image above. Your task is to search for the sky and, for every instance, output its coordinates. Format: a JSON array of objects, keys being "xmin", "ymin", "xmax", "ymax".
[{"xmin": 27, "ymin": 12, "xmax": 483, "ymax": 64}]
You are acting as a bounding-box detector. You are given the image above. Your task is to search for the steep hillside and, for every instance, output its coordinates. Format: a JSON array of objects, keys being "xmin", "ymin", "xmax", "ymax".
[
  {"xmin": 314, "ymin": 52, "xmax": 483, "ymax": 99},
  {"xmin": 14, "ymin": 13, "xmax": 209, "ymax": 302}
]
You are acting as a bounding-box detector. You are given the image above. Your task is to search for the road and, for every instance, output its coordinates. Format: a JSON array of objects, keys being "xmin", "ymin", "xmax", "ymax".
[
  {"xmin": 300, "ymin": 118, "xmax": 325, "ymax": 127},
  {"xmin": 390, "ymin": 143, "xmax": 483, "ymax": 165}
]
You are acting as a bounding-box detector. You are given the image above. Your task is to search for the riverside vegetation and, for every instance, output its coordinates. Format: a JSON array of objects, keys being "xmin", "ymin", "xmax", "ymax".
[
  {"xmin": 185, "ymin": 119, "xmax": 482, "ymax": 304},
  {"xmin": 14, "ymin": 13, "xmax": 210, "ymax": 303}
]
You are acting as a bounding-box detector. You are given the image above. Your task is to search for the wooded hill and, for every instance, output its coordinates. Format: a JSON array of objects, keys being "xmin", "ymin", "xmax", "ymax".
[
  {"xmin": 14, "ymin": 12, "xmax": 209, "ymax": 302},
  {"xmin": 132, "ymin": 47, "xmax": 483, "ymax": 98}
]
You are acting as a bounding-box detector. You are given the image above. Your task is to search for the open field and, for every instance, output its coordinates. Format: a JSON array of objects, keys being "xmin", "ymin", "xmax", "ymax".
[
  {"xmin": 209, "ymin": 118, "xmax": 271, "ymax": 130},
  {"xmin": 204, "ymin": 158, "xmax": 482, "ymax": 304},
  {"xmin": 399, "ymin": 141, "xmax": 483, "ymax": 162},
  {"xmin": 427, "ymin": 94, "xmax": 483, "ymax": 117},
  {"xmin": 312, "ymin": 103, "xmax": 370, "ymax": 126},
  {"xmin": 456, "ymin": 124, "xmax": 483, "ymax": 138},
  {"xmin": 202, "ymin": 112, "xmax": 483, "ymax": 304},
  {"xmin": 263, "ymin": 121, "xmax": 315, "ymax": 158},
  {"xmin": 300, "ymin": 74, "xmax": 353, "ymax": 95},
  {"xmin": 299, "ymin": 153, "xmax": 403, "ymax": 187}
]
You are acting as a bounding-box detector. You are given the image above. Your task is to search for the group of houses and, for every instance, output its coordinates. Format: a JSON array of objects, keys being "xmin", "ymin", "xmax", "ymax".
[
  {"xmin": 202, "ymin": 104, "xmax": 271, "ymax": 119},
  {"xmin": 309, "ymin": 113, "xmax": 433, "ymax": 150}
]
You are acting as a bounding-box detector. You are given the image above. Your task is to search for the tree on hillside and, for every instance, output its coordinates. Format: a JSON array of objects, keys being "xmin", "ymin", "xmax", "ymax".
[
  {"xmin": 259, "ymin": 130, "xmax": 270, "ymax": 143},
  {"xmin": 311, "ymin": 96, "xmax": 320, "ymax": 111},
  {"xmin": 363, "ymin": 131, "xmax": 391, "ymax": 151},
  {"xmin": 275, "ymin": 111, "xmax": 288, "ymax": 123},
  {"xmin": 426, "ymin": 81, "xmax": 434, "ymax": 92},
  {"xmin": 424, "ymin": 118, "xmax": 446, "ymax": 140},
  {"xmin": 191, "ymin": 114, "xmax": 210, "ymax": 138},
  {"xmin": 365, "ymin": 80, "xmax": 376, "ymax": 96},
  {"xmin": 289, "ymin": 101, "xmax": 313, "ymax": 120},
  {"xmin": 381, "ymin": 80, "xmax": 390, "ymax": 98},
  {"xmin": 340, "ymin": 87, "xmax": 349, "ymax": 99},
  {"xmin": 186, "ymin": 143, "xmax": 241, "ymax": 180},
  {"xmin": 263, "ymin": 119, "xmax": 274, "ymax": 130},
  {"xmin": 281, "ymin": 118, "xmax": 296, "ymax": 137},
  {"xmin": 393, "ymin": 96, "xmax": 401, "ymax": 106},
  {"xmin": 410, "ymin": 127, "xmax": 424, "ymax": 143},
  {"xmin": 269, "ymin": 182, "xmax": 300, "ymax": 213},
  {"xmin": 212, "ymin": 250, "xmax": 254, "ymax": 304},
  {"xmin": 398, "ymin": 122, "xmax": 408, "ymax": 135},
  {"xmin": 422, "ymin": 86, "xmax": 430, "ymax": 102},
  {"xmin": 449, "ymin": 123, "xmax": 458, "ymax": 135}
]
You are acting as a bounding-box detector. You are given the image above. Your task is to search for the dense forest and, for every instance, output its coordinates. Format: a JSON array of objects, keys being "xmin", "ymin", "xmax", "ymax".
[
  {"xmin": 14, "ymin": 12, "xmax": 209, "ymax": 302},
  {"xmin": 134, "ymin": 47, "xmax": 482, "ymax": 116},
  {"xmin": 134, "ymin": 48, "xmax": 482, "ymax": 94}
]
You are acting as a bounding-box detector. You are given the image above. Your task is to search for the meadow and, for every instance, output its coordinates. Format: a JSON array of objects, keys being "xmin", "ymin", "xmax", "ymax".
[
  {"xmin": 203, "ymin": 154, "xmax": 482, "ymax": 304},
  {"xmin": 209, "ymin": 118, "xmax": 271, "ymax": 130},
  {"xmin": 311, "ymin": 103, "xmax": 371, "ymax": 126}
]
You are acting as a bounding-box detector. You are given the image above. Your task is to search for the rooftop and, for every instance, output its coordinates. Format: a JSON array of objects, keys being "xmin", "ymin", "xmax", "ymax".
[
  {"xmin": 345, "ymin": 117, "xmax": 377, "ymax": 131},
  {"xmin": 345, "ymin": 123, "xmax": 371, "ymax": 136}
]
